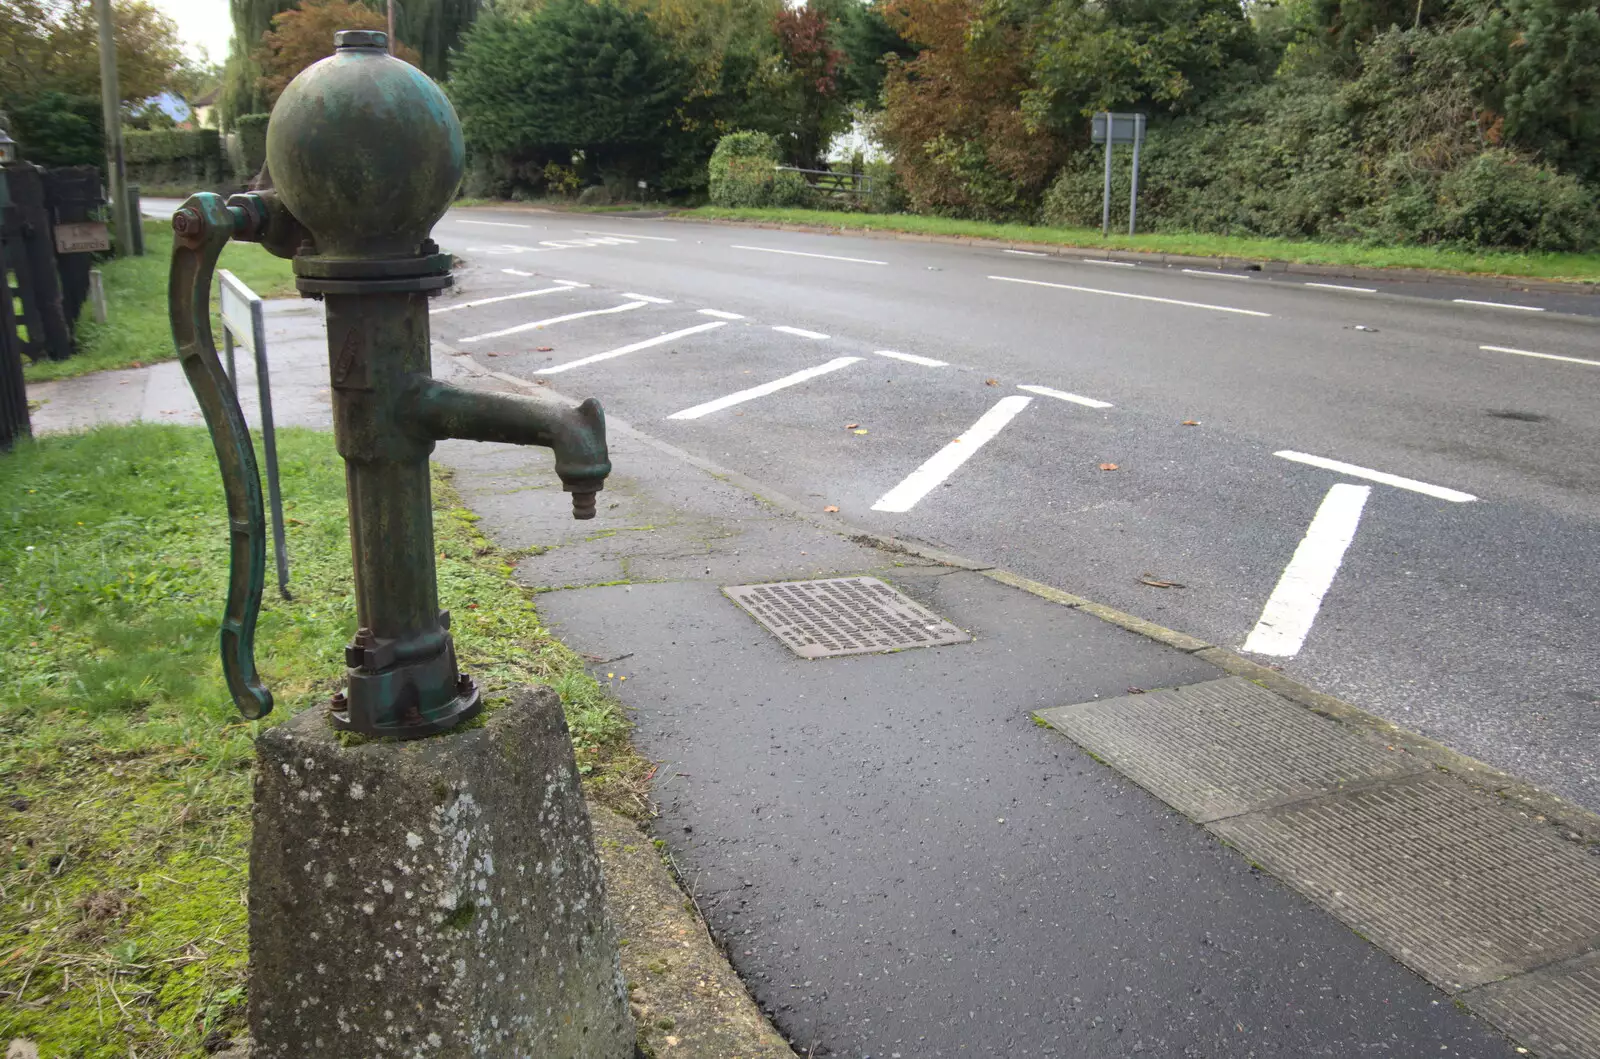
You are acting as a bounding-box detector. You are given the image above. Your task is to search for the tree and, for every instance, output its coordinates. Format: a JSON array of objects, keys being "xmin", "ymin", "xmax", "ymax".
[
  {"xmin": 449, "ymin": 0, "xmax": 692, "ymax": 187},
  {"xmin": 255, "ymin": 0, "xmax": 421, "ymax": 107},
  {"xmin": 1021, "ymin": 0, "xmax": 1261, "ymax": 132},
  {"xmin": 828, "ymin": 0, "xmax": 918, "ymax": 107},
  {"xmin": 0, "ymin": 0, "xmax": 187, "ymax": 104},
  {"xmin": 773, "ymin": 3, "xmax": 849, "ymax": 165},
  {"xmin": 879, "ymin": 0, "xmax": 1064, "ymax": 216}
]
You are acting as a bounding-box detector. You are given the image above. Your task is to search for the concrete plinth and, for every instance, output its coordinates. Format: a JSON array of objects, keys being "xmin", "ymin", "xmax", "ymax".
[{"xmin": 249, "ymin": 686, "xmax": 634, "ymax": 1058}]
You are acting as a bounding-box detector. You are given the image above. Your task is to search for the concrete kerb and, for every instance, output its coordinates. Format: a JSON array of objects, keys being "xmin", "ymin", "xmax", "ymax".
[
  {"xmin": 449, "ymin": 342, "xmax": 1600, "ymax": 849},
  {"xmin": 665, "ymin": 213, "xmax": 1600, "ymax": 297}
]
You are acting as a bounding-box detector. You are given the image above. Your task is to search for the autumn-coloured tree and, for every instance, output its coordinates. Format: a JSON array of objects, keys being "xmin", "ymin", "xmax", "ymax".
[
  {"xmin": 254, "ymin": 0, "xmax": 421, "ymax": 108},
  {"xmin": 0, "ymin": 0, "xmax": 187, "ymax": 104},
  {"xmin": 773, "ymin": 3, "xmax": 848, "ymax": 167},
  {"xmin": 878, "ymin": 0, "xmax": 1064, "ymax": 216}
]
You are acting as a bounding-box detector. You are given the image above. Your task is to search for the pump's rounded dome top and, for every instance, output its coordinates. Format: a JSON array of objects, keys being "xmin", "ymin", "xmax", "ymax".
[{"xmin": 265, "ymin": 31, "xmax": 464, "ymax": 259}]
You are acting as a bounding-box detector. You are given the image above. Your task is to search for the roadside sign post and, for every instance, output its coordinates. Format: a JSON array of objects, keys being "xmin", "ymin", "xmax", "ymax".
[
  {"xmin": 1091, "ymin": 112, "xmax": 1147, "ymax": 236},
  {"xmin": 218, "ymin": 267, "xmax": 290, "ymax": 600}
]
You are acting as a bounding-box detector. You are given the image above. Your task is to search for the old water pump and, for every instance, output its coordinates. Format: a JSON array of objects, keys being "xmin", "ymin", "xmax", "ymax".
[{"xmin": 169, "ymin": 30, "xmax": 610, "ymax": 739}]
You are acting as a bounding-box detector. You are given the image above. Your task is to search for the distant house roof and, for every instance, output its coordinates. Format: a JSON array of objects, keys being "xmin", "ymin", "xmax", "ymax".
[{"xmin": 191, "ymin": 87, "xmax": 219, "ymax": 108}]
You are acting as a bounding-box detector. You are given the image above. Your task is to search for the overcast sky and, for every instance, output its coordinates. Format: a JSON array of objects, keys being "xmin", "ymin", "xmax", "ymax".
[{"xmin": 154, "ymin": 0, "xmax": 234, "ymax": 65}]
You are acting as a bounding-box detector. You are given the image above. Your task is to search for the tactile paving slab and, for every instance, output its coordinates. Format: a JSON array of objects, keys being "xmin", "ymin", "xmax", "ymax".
[
  {"xmin": 1211, "ymin": 772, "xmax": 1600, "ymax": 992},
  {"xmin": 1464, "ymin": 950, "xmax": 1600, "ymax": 1059},
  {"xmin": 1035, "ymin": 677, "xmax": 1425, "ymax": 822},
  {"xmin": 723, "ymin": 576, "xmax": 970, "ymax": 659}
]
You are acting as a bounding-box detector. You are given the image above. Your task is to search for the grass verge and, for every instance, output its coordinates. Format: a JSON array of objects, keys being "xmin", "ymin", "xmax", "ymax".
[
  {"xmin": 686, "ymin": 206, "xmax": 1600, "ymax": 284},
  {"xmin": 23, "ymin": 220, "xmax": 299, "ymax": 385},
  {"xmin": 0, "ymin": 424, "xmax": 646, "ymax": 1057}
]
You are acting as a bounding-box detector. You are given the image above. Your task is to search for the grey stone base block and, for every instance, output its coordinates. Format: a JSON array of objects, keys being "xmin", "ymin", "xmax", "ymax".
[{"xmin": 249, "ymin": 686, "xmax": 634, "ymax": 1058}]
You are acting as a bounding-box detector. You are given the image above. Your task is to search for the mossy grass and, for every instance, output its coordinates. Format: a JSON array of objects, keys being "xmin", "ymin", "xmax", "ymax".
[
  {"xmin": 686, "ymin": 206, "xmax": 1600, "ymax": 283},
  {"xmin": 0, "ymin": 424, "xmax": 644, "ymax": 1056},
  {"xmin": 22, "ymin": 220, "xmax": 299, "ymax": 385}
]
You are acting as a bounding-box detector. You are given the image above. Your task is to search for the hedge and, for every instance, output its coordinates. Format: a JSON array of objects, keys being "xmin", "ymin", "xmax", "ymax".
[
  {"xmin": 236, "ymin": 114, "xmax": 270, "ymax": 183},
  {"xmin": 123, "ymin": 128, "xmax": 223, "ymax": 189}
]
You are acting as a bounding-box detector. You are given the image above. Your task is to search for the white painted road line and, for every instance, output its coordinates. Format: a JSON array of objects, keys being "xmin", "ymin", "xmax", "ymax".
[
  {"xmin": 875, "ymin": 350, "xmax": 947, "ymax": 368},
  {"xmin": 1453, "ymin": 298, "xmax": 1544, "ymax": 312},
  {"xmin": 772, "ymin": 325, "xmax": 829, "ymax": 340},
  {"xmin": 540, "ymin": 239, "xmax": 597, "ymax": 249},
  {"xmin": 1305, "ymin": 282, "xmax": 1377, "ymax": 293},
  {"xmin": 501, "ymin": 268, "xmax": 534, "ymax": 277},
  {"xmin": 872, "ymin": 396, "xmax": 1033, "ymax": 513},
  {"xmin": 578, "ymin": 230, "xmax": 678, "ymax": 242},
  {"xmin": 1005, "ymin": 249, "xmax": 1048, "ymax": 257},
  {"xmin": 1182, "ymin": 268, "xmax": 1249, "ymax": 280},
  {"xmin": 1082, "ymin": 259, "xmax": 1136, "ymax": 268},
  {"xmin": 1275, "ymin": 450, "xmax": 1477, "ymax": 502},
  {"xmin": 989, "ymin": 275, "xmax": 1271, "ymax": 318},
  {"xmin": 622, "ymin": 293, "xmax": 673, "ymax": 304},
  {"xmin": 554, "ymin": 279, "xmax": 587, "ymax": 287},
  {"xmin": 733, "ymin": 245, "xmax": 888, "ymax": 266},
  {"xmin": 1243, "ymin": 483, "xmax": 1371, "ymax": 657},
  {"xmin": 1017, "ymin": 384, "xmax": 1112, "ymax": 409},
  {"xmin": 1481, "ymin": 344, "xmax": 1600, "ymax": 368},
  {"xmin": 699, "ymin": 309, "xmax": 745, "ymax": 320},
  {"xmin": 668, "ymin": 357, "xmax": 862, "ymax": 420},
  {"xmin": 429, "ymin": 286, "xmax": 579, "ymax": 315},
  {"xmin": 541, "ymin": 322, "xmax": 726, "ymax": 375},
  {"xmin": 456, "ymin": 219, "xmax": 531, "ymax": 229},
  {"xmin": 459, "ymin": 301, "xmax": 649, "ymax": 343}
]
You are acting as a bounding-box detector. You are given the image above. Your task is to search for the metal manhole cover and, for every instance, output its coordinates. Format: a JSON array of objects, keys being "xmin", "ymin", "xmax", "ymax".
[{"xmin": 723, "ymin": 576, "xmax": 971, "ymax": 659}]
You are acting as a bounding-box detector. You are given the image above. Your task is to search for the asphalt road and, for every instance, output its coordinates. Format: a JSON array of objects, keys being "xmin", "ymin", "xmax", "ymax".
[{"xmin": 412, "ymin": 206, "xmax": 1599, "ymax": 814}]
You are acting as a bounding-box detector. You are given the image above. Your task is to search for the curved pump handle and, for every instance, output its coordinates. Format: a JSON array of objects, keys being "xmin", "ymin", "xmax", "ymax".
[{"xmin": 169, "ymin": 193, "xmax": 273, "ymax": 720}]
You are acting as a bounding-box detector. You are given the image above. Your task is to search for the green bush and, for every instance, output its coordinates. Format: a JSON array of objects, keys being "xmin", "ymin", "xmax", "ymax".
[
  {"xmin": 865, "ymin": 159, "xmax": 908, "ymax": 214},
  {"xmin": 708, "ymin": 131, "xmax": 782, "ymax": 207},
  {"xmin": 771, "ymin": 168, "xmax": 810, "ymax": 207},
  {"xmin": 235, "ymin": 113, "xmax": 270, "ymax": 182},
  {"xmin": 1424, "ymin": 150, "xmax": 1599, "ymax": 251},
  {"xmin": 6, "ymin": 92, "xmax": 102, "ymax": 169}
]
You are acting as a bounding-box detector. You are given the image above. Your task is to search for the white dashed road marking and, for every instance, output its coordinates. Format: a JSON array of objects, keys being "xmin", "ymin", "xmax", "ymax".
[
  {"xmin": 1082, "ymin": 260, "xmax": 1136, "ymax": 268},
  {"xmin": 989, "ymin": 275, "xmax": 1271, "ymax": 318},
  {"xmin": 578, "ymin": 230, "xmax": 678, "ymax": 242},
  {"xmin": 429, "ymin": 286, "xmax": 580, "ymax": 315},
  {"xmin": 1017, "ymin": 384, "xmax": 1112, "ymax": 409},
  {"xmin": 871, "ymin": 396, "xmax": 1033, "ymax": 513},
  {"xmin": 1182, "ymin": 269, "xmax": 1248, "ymax": 280},
  {"xmin": 772, "ymin": 326, "xmax": 829, "ymax": 340},
  {"xmin": 733, "ymin": 245, "xmax": 888, "ymax": 266},
  {"xmin": 540, "ymin": 322, "xmax": 727, "ymax": 375},
  {"xmin": 1275, "ymin": 450, "xmax": 1477, "ymax": 503},
  {"xmin": 1453, "ymin": 298, "xmax": 1544, "ymax": 312},
  {"xmin": 459, "ymin": 301, "xmax": 649, "ymax": 343},
  {"xmin": 501, "ymin": 268, "xmax": 533, "ymax": 277},
  {"xmin": 1004, "ymin": 249, "xmax": 1048, "ymax": 257},
  {"xmin": 875, "ymin": 350, "xmax": 947, "ymax": 368},
  {"xmin": 1243, "ymin": 483, "xmax": 1371, "ymax": 657},
  {"xmin": 456, "ymin": 219, "xmax": 530, "ymax": 229},
  {"xmin": 1304, "ymin": 282, "xmax": 1377, "ymax": 293},
  {"xmin": 621, "ymin": 293, "xmax": 673, "ymax": 304},
  {"xmin": 668, "ymin": 358, "xmax": 862, "ymax": 420},
  {"xmin": 1480, "ymin": 344, "xmax": 1600, "ymax": 368},
  {"xmin": 699, "ymin": 309, "xmax": 745, "ymax": 320}
]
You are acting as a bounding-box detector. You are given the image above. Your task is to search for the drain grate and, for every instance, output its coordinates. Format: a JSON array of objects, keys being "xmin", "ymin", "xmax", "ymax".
[{"xmin": 723, "ymin": 577, "xmax": 970, "ymax": 659}]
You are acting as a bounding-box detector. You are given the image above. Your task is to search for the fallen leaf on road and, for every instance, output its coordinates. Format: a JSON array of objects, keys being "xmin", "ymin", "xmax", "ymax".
[
  {"xmin": 537, "ymin": 346, "xmax": 553, "ymax": 352},
  {"xmin": 534, "ymin": 379, "xmax": 549, "ymax": 386},
  {"xmin": 1127, "ymin": 687, "xmax": 1146, "ymax": 695},
  {"xmin": 1181, "ymin": 420, "xmax": 1200, "ymax": 426},
  {"xmin": 130, "ymin": 361, "xmax": 142, "ymax": 368},
  {"xmin": 852, "ymin": 429, "xmax": 869, "ymax": 435},
  {"xmin": 985, "ymin": 378, "xmax": 999, "ymax": 386},
  {"xmin": 824, "ymin": 505, "xmax": 839, "ymax": 513},
  {"xmin": 1139, "ymin": 575, "xmax": 1185, "ymax": 589},
  {"xmin": 487, "ymin": 352, "xmax": 503, "ymax": 357},
  {"xmin": 845, "ymin": 423, "xmax": 860, "ymax": 429},
  {"xmin": 1099, "ymin": 462, "xmax": 1119, "ymax": 471}
]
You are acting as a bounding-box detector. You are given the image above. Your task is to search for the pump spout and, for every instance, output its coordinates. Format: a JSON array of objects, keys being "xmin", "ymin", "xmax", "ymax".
[{"xmin": 403, "ymin": 377, "xmax": 611, "ymax": 518}]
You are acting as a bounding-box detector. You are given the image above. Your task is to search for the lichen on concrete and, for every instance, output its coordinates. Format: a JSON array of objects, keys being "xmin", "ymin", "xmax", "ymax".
[{"xmin": 249, "ymin": 686, "xmax": 634, "ymax": 1057}]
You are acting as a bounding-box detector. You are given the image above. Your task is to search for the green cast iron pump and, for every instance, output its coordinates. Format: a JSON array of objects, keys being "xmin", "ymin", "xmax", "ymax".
[{"xmin": 168, "ymin": 30, "xmax": 610, "ymax": 739}]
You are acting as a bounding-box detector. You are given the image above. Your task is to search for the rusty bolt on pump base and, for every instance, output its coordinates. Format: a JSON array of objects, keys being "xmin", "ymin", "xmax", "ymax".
[{"xmin": 169, "ymin": 28, "xmax": 612, "ymax": 741}]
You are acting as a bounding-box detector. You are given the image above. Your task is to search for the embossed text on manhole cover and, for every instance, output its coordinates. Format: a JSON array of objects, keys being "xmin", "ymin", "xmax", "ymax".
[{"xmin": 723, "ymin": 577, "xmax": 970, "ymax": 659}]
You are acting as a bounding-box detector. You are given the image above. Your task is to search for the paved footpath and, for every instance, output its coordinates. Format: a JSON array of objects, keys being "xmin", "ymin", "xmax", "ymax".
[{"xmin": 31, "ymin": 290, "xmax": 1599, "ymax": 1058}]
